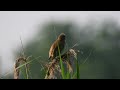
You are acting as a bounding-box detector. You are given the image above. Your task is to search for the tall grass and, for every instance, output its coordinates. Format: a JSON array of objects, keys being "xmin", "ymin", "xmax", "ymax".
[
  {"xmin": 58, "ymin": 44, "xmax": 65, "ymax": 79},
  {"xmin": 58, "ymin": 44, "xmax": 80, "ymax": 79},
  {"xmin": 1, "ymin": 35, "xmax": 92, "ymax": 79}
]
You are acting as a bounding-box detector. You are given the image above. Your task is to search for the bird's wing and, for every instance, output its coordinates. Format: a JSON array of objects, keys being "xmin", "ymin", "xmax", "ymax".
[{"xmin": 49, "ymin": 40, "xmax": 58, "ymax": 58}]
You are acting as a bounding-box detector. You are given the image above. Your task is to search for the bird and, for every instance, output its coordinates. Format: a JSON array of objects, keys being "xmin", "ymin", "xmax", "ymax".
[{"xmin": 49, "ymin": 33, "xmax": 66, "ymax": 61}]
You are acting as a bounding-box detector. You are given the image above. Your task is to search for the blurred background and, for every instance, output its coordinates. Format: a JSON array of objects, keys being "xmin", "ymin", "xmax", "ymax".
[{"xmin": 1, "ymin": 11, "xmax": 120, "ymax": 79}]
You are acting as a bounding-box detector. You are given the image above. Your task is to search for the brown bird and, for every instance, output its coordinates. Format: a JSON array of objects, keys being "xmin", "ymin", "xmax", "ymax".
[{"xmin": 49, "ymin": 33, "xmax": 66, "ymax": 61}]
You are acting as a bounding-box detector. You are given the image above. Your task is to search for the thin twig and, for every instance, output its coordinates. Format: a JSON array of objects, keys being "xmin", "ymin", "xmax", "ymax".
[
  {"xmin": 20, "ymin": 36, "xmax": 25, "ymax": 57},
  {"xmin": 82, "ymin": 48, "xmax": 94, "ymax": 64}
]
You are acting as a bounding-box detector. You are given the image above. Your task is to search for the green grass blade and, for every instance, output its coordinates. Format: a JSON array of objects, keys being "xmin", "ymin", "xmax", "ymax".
[
  {"xmin": 58, "ymin": 44, "xmax": 65, "ymax": 79},
  {"xmin": 75, "ymin": 55, "xmax": 80, "ymax": 79},
  {"xmin": 66, "ymin": 71, "xmax": 70, "ymax": 79},
  {"xmin": 59, "ymin": 55, "xmax": 65, "ymax": 79},
  {"xmin": 25, "ymin": 64, "xmax": 29, "ymax": 79},
  {"xmin": 71, "ymin": 72, "xmax": 77, "ymax": 79},
  {"xmin": 16, "ymin": 56, "xmax": 41, "ymax": 70},
  {"xmin": 71, "ymin": 60, "xmax": 80, "ymax": 79},
  {"xmin": 76, "ymin": 60, "xmax": 80, "ymax": 79},
  {"xmin": 27, "ymin": 66, "xmax": 32, "ymax": 79},
  {"xmin": 20, "ymin": 67, "xmax": 26, "ymax": 79}
]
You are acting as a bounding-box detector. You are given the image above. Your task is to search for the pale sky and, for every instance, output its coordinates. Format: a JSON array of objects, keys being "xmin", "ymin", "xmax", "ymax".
[{"xmin": 0, "ymin": 11, "xmax": 120, "ymax": 76}]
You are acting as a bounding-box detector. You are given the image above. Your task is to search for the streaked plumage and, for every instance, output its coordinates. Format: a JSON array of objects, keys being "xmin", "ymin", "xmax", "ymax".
[{"xmin": 49, "ymin": 33, "xmax": 66, "ymax": 61}]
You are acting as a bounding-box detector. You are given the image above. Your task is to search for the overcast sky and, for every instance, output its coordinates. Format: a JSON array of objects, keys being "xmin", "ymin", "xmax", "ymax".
[{"xmin": 0, "ymin": 11, "xmax": 120, "ymax": 76}]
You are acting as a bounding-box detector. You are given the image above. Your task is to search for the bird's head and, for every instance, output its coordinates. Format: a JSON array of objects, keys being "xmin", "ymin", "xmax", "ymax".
[{"xmin": 58, "ymin": 33, "xmax": 66, "ymax": 41}]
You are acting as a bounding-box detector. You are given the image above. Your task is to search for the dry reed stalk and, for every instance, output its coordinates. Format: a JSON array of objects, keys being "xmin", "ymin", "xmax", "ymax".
[
  {"xmin": 14, "ymin": 56, "xmax": 31, "ymax": 79},
  {"xmin": 14, "ymin": 57, "xmax": 25, "ymax": 79},
  {"xmin": 45, "ymin": 49, "xmax": 79, "ymax": 79}
]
